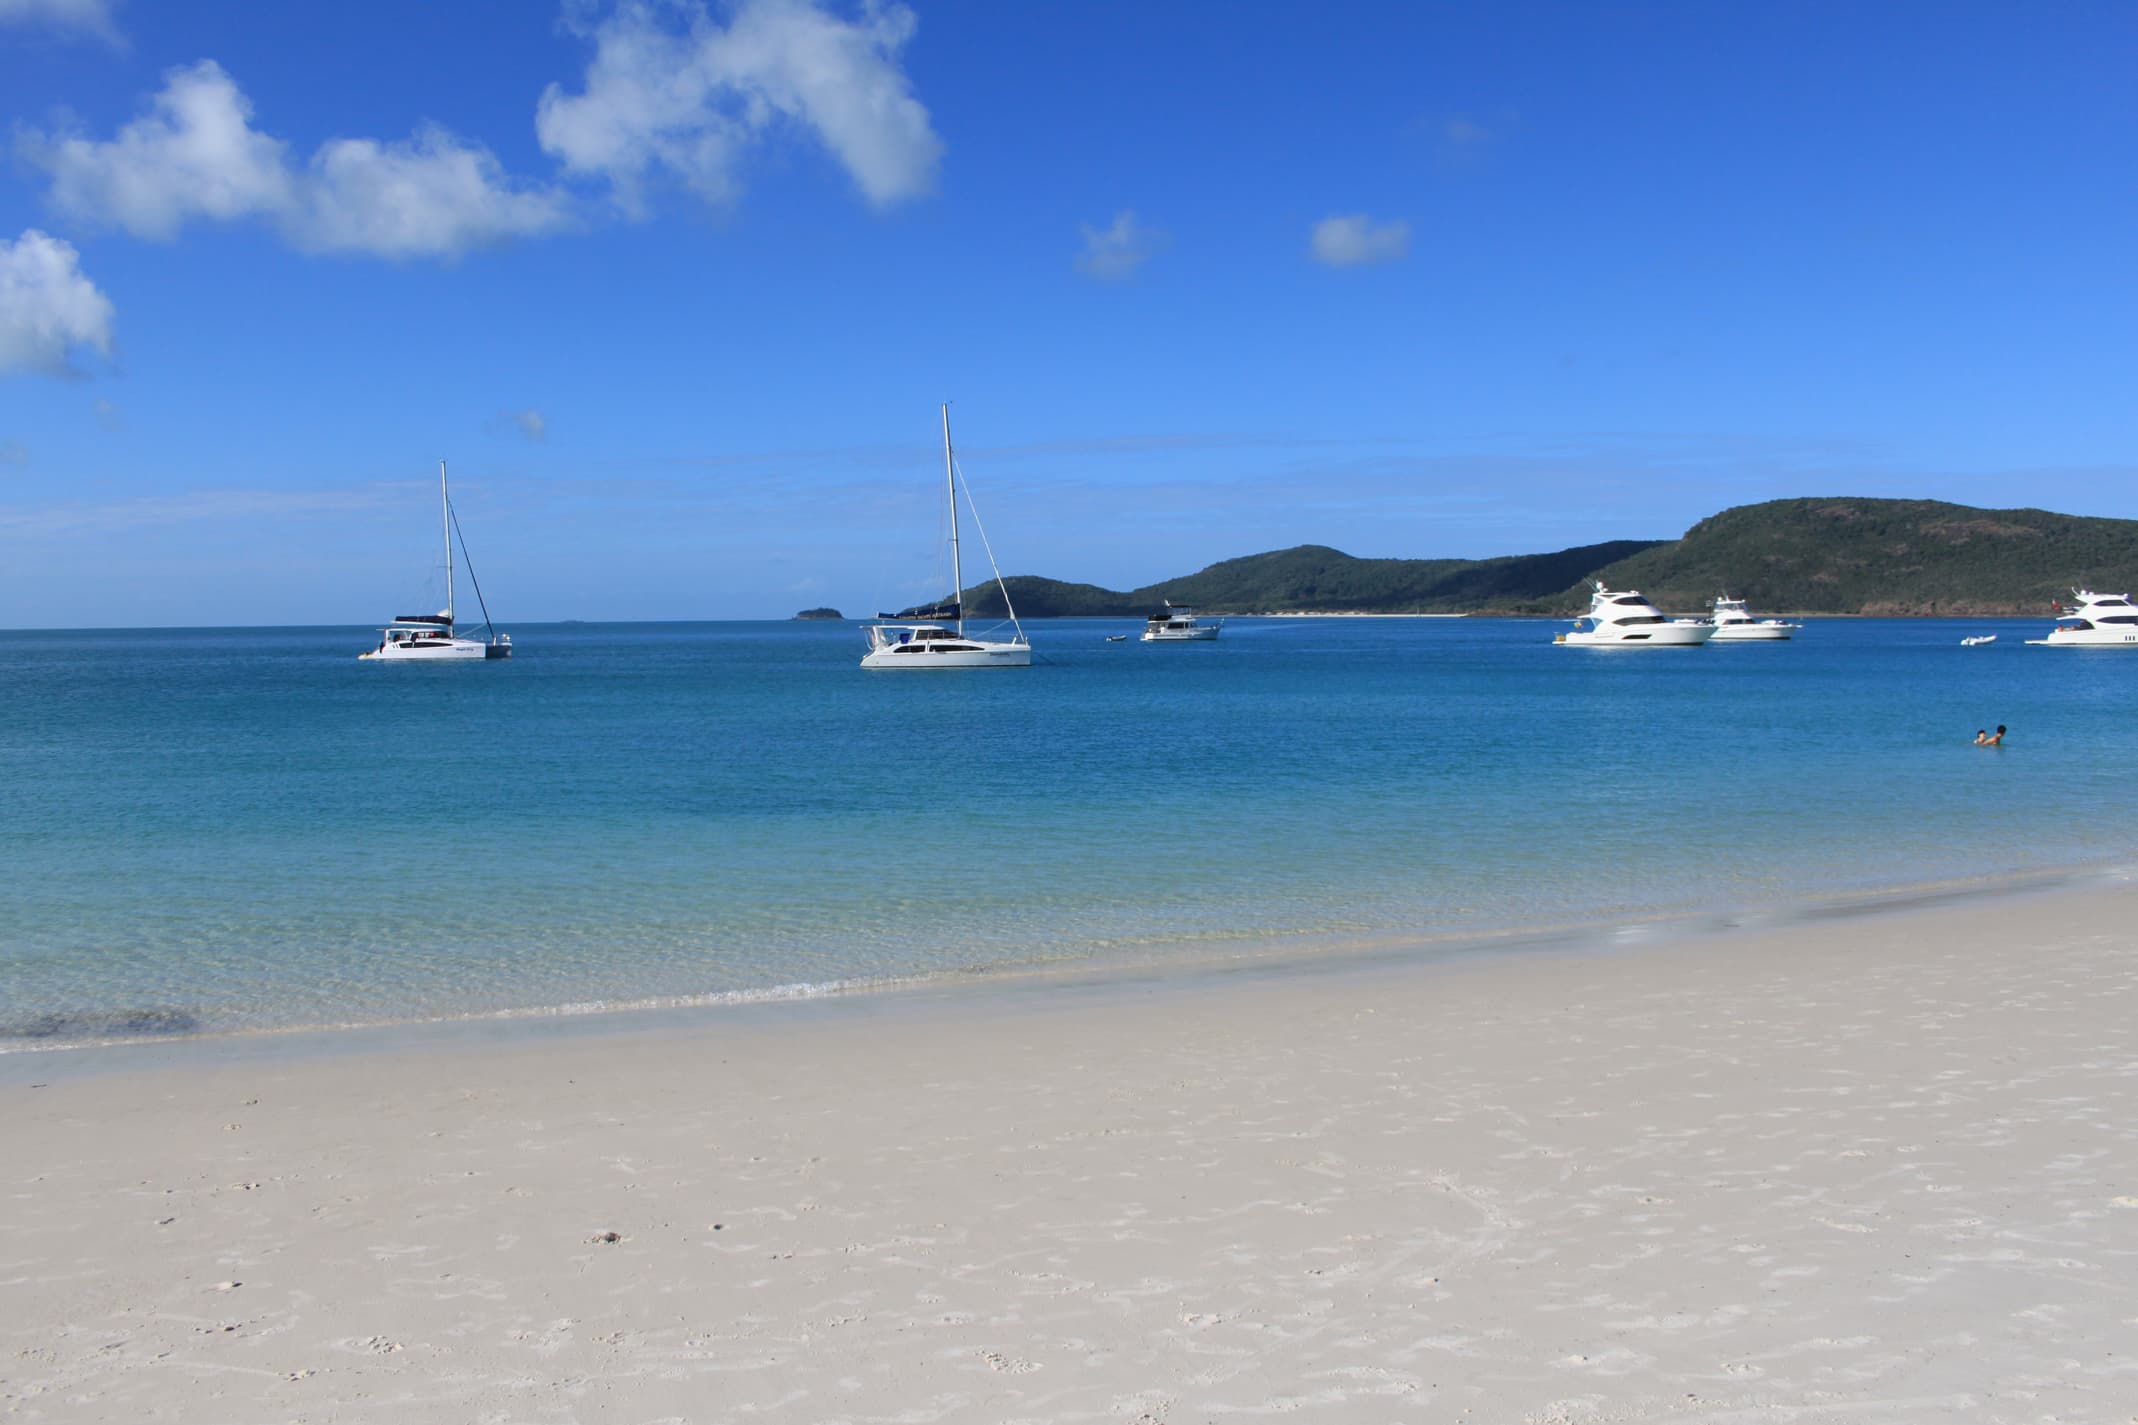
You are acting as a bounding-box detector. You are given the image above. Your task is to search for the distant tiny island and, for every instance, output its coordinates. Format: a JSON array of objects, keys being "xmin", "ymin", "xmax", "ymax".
[{"xmin": 793, "ymin": 607, "xmax": 845, "ymax": 621}]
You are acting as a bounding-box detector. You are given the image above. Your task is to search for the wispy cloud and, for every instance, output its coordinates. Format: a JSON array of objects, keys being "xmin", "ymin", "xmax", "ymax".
[
  {"xmin": 0, "ymin": 229, "xmax": 116, "ymax": 379},
  {"xmin": 537, "ymin": 0, "xmax": 941, "ymax": 214},
  {"xmin": 21, "ymin": 61, "xmax": 571, "ymax": 258},
  {"xmin": 0, "ymin": 440, "xmax": 29, "ymax": 470},
  {"xmin": 1309, "ymin": 213, "xmax": 1411, "ymax": 268},
  {"xmin": 0, "ymin": 481, "xmax": 414, "ymax": 540},
  {"xmin": 0, "ymin": 0, "xmax": 119, "ymax": 43},
  {"xmin": 507, "ymin": 408, "xmax": 548, "ymax": 443},
  {"xmin": 1075, "ymin": 210, "xmax": 1165, "ymax": 281},
  {"xmin": 93, "ymin": 397, "xmax": 123, "ymax": 429},
  {"xmin": 1440, "ymin": 115, "xmax": 1490, "ymax": 149}
]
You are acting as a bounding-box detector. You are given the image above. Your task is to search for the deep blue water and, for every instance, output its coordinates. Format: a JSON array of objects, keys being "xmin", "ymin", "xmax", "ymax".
[{"xmin": 0, "ymin": 617, "xmax": 2129, "ymax": 1048}]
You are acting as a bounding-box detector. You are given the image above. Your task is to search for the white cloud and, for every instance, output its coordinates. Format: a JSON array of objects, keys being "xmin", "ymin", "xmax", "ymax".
[
  {"xmin": 512, "ymin": 408, "xmax": 547, "ymax": 442},
  {"xmin": 537, "ymin": 0, "xmax": 941, "ymax": 213},
  {"xmin": 1075, "ymin": 210, "xmax": 1164, "ymax": 282},
  {"xmin": 0, "ymin": 228, "xmax": 116, "ymax": 378},
  {"xmin": 23, "ymin": 61, "xmax": 569, "ymax": 258},
  {"xmin": 295, "ymin": 128, "xmax": 571, "ymax": 257},
  {"xmin": 0, "ymin": 0, "xmax": 118, "ymax": 42},
  {"xmin": 1310, "ymin": 213, "xmax": 1411, "ymax": 268}
]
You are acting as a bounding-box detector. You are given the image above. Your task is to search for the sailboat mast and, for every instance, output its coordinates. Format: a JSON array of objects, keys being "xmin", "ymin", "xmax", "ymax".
[
  {"xmin": 942, "ymin": 403, "xmax": 962, "ymax": 635},
  {"xmin": 439, "ymin": 459, "xmax": 455, "ymax": 626}
]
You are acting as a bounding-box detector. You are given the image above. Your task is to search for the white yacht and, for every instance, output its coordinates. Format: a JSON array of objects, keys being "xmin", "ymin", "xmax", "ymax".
[
  {"xmin": 1707, "ymin": 594, "xmax": 1799, "ymax": 641},
  {"xmin": 1141, "ymin": 603, "xmax": 1222, "ymax": 641},
  {"xmin": 862, "ymin": 406, "xmax": 1031, "ymax": 670},
  {"xmin": 359, "ymin": 461, "xmax": 511, "ymax": 661},
  {"xmin": 2024, "ymin": 589, "xmax": 2138, "ymax": 647},
  {"xmin": 1556, "ymin": 583, "xmax": 1714, "ymax": 647}
]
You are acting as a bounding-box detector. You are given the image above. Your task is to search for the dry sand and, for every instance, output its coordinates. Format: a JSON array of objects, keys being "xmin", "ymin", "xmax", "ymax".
[{"xmin": 5, "ymin": 884, "xmax": 2138, "ymax": 1423}]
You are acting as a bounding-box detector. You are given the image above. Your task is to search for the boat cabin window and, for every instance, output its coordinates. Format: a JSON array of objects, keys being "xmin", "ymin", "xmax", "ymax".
[
  {"xmin": 2098, "ymin": 615, "xmax": 2138, "ymax": 625},
  {"xmin": 1612, "ymin": 614, "xmax": 1665, "ymax": 625}
]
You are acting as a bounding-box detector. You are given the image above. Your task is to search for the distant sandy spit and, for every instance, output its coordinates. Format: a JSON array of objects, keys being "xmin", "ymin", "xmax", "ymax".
[{"xmin": 6, "ymin": 886, "xmax": 2138, "ymax": 1424}]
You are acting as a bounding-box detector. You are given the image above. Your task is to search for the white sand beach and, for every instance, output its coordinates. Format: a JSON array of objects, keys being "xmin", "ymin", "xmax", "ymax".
[{"xmin": 5, "ymin": 884, "xmax": 2138, "ymax": 1423}]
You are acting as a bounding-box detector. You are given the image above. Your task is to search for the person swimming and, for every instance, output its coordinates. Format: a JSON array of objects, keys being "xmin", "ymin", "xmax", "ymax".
[{"xmin": 1986, "ymin": 724, "xmax": 2006, "ymax": 746}]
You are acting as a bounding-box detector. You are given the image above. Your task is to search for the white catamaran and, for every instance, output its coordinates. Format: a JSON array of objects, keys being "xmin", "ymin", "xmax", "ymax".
[
  {"xmin": 862, "ymin": 407, "xmax": 1031, "ymax": 670},
  {"xmin": 359, "ymin": 460, "xmax": 512, "ymax": 661}
]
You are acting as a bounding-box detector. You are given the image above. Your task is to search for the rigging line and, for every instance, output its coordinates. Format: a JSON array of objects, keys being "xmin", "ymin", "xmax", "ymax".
[
  {"xmin": 949, "ymin": 455, "xmax": 1025, "ymax": 640},
  {"xmin": 447, "ymin": 502, "xmax": 498, "ymax": 635}
]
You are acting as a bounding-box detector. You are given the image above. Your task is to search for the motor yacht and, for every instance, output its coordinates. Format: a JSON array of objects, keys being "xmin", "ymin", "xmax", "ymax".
[
  {"xmin": 2024, "ymin": 589, "xmax": 2138, "ymax": 647},
  {"xmin": 1140, "ymin": 604, "xmax": 1222, "ymax": 641},
  {"xmin": 1706, "ymin": 594, "xmax": 1799, "ymax": 641},
  {"xmin": 1556, "ymin": 584, "xmax": 1715, "ymax": 647}
]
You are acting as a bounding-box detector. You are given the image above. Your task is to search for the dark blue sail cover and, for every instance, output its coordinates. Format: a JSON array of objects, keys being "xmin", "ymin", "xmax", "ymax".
[{"xmin": 879, "ymin": 598, "xmax": 960, "ymax": 621}]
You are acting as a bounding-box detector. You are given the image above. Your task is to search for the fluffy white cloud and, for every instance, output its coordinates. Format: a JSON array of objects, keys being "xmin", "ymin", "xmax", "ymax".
[
  {"xmin": 1075, "ymin": 210, "xmax": 1164, "ymax": 282},
  {"xmin": 24, "ymin": 61, "xmax": 569, "ymax": 258},
  {"xmin": 296, "ymin": 128, "xmax": 571, "ymax": 257},
  {"xmin": 537, "ymin": 0, "xmax": 941, "ymax": 213},
  {"xmin": 0, "ymin": 0, "xmax": 117, "ymax": 41},
  {"xmin": 1310, "ymin": 213, "xmax": 1411, "ymax": 268},
  {"xmin": 512, "ymin": 408, "xmax": 547, "ymax": 442},
  {"xmin": 0, "ymin": 229, "xmax": 116, "ymax": 378},
  {"xmin": 32, "ymin": 62, "xmax": 293, "ymax": 239}
]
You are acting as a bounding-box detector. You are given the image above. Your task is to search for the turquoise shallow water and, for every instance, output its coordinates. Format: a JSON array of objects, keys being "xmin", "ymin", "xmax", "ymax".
[{"xmin": 0, "ymin": 617, "xmax": 2130, "ymax": 1049}]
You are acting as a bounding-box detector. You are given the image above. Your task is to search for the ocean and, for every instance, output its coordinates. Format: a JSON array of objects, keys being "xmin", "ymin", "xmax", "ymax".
[{"xmin": 1, "ymin": 616, "xmax": 2129, "ymax": 1053}]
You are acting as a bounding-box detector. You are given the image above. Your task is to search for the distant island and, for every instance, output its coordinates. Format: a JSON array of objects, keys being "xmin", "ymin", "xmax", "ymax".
[
  {"xmin": 958, "ymin": 498, "xmax": 2138, "ymax": 618},
  {"xmin": 793, "ymin": 607, "xmax": 845, "ymax": 621}
]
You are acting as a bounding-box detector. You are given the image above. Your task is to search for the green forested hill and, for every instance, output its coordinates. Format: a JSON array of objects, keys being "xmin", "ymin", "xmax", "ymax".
[
  {"xmin": 1585, "ymin": 499, "xmax": 2138, "ymax": 615},
  {"xmin": 955, "ymin": 499, "xmax": 2138, "ymax": 618},
  {"xmin": 962, "ymin": 539, "xmax": 1663, "ymax": 616}
]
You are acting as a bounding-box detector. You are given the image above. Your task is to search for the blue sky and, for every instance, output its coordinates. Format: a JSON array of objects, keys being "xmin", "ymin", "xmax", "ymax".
[{"xmin": 1, "ymin": 0, "xmax": 2133, "ymax": 625}]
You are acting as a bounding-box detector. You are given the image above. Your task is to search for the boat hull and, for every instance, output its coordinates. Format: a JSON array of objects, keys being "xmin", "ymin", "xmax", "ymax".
[
  {"xmin": 359, "ymin": 639, "xmax": 496, "ymax": 661},
  {"xmin": 1559, "ymin": 624, "xmax": 1714, "ymax": 647},
  {"xmin": 860, "ymin": 642, "xmax": 1031, "ymax": 669},
  {"xmin": 2024, "ymin": 631, "xmax": 2138, "ymax": 646},
  {"xmin": 1141, "ymin": 627, "xmax": 1220, "ymax": 641},
  {"xmin": 1709, "ymin": 624, "xmax": 1793, "ymax": 641}
]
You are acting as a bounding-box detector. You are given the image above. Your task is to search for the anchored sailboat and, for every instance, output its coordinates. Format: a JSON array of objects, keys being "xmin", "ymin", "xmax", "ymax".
[
  {"xmin": 359, "ymin": 460, "xmax": 512, "ymax": 661},
  {"xmin": 861, "ymin": 406, "xmax": 1030, "ymax": 669}
]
